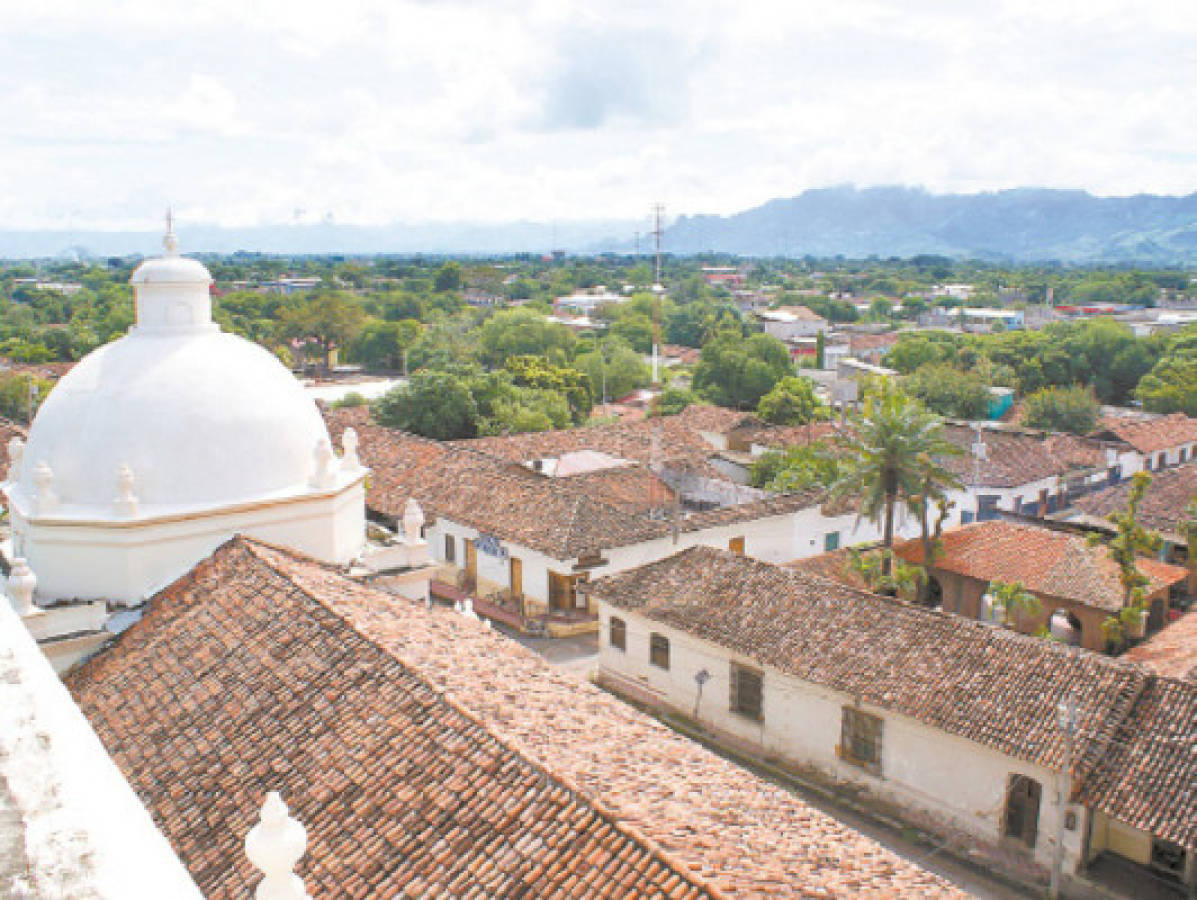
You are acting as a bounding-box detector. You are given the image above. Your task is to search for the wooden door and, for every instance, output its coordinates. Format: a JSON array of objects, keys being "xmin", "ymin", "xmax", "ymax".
[
  {"xmin": 509, "ymin": 557, "xmax": 523, "ymax": 598},
  {"xmin": 464, "ymin": 539, "xmax": 477, "ymax": 591},
  {"xmin": 729, "ymin": 536, "xmax": 745, "ymax": 555}
]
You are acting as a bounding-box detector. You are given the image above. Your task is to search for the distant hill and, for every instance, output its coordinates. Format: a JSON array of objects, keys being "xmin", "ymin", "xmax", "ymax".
[
  {"xmin": 662, "ymin": 186, "xmax": 1197, "ymax": 263},
  {"xmin": 3, "ymin": 186, "xmax": 1194, "ymax": 261}
]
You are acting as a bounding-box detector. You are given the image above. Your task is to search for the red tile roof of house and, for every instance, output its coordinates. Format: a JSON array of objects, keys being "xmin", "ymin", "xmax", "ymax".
[
  {"xmin": 1077, "ymin": 676, "xmax": 1197, "ymax": 849},
  {"xmin": 1123, "ymin": 611, "xmax": 1197, "ymax": 681},
  {"xmin": 324, "ymin": 407, "xmax": 824, "ymax": 560},
  {"xmin": 1069, "ymin": 463, "xmax": 1197, "ymax": 540},
  {"xmin": 894, "ymin": 521, "xmax": 1188, "ymax": 613},
  {"xmin": 68, "ymin": 537, "xmax": 960, "ymax": 898},
  {"xmin": 587, "ymin": 546, "xmax": 1151, "ymax": 776},
  {"xmin": 938, "ymin": 423, "xmax": 1107, "ymax": 489},
  {"xmin": 1095, "ymin": 413, "xmax": 1197, "ymax": 455}
]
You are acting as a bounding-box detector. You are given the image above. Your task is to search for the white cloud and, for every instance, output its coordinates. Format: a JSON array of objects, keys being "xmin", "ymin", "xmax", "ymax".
[{"xmin": 0, "ymin": 0, "xmax": 1192, "ymax": 230}]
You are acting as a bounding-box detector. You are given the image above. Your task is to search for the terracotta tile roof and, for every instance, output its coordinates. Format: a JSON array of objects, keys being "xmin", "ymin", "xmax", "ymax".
[
  {"xmin": 848, "ymin": 333, "xmax": 899, "ymax": 354},
  {"xmin": 68, "ymin": 537, "xmax": 961, "ymax": 898},
  {"xmin": 1078, "ymin": 676, "xmax": 1197, "ymax": 848},
  {"xmin": 662, "ymin": 344, "xmax": 701, "ymax": 364},
  {"xmin": 894, "ymin": 521, "xmax": 1188, "ymax": 614},
  {"xmin": 939, "ymin": 424, "xmax": 1107, "ymax": 489},
  {"xmin": 1095, "ymin": 413, "xmax": 1197, "ymax": 455},
  {"xmin": 586, "ymin": 546, "xmax": 1150, "ymax": 775},
  {"xmin": 1069, "ymin": 463, "xmax": 1197, "ymax": 540},
  {"xmin": 784, "ymin": 547, "xmax": 873, "ymax": 591},
  {"xmin": 324, "ymin": 407, "xmax": 824, "ymax": 561},
  {"xmin": 1123, "ymin": 611, "xmax": 1197, "ymax": 681}
]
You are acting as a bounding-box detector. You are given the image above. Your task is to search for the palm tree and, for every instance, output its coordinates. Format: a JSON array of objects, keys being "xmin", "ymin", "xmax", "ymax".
[
  {"xmin": 987, "ymin": 579, "xmax": 1043, "ymax": 629},
  {"xmin": 907, "ymin": 450, "xmax": 962, "ymax": 603},
  {"xmin": 832, "ymin": 385, "xmax": 961, "ymax": 575}
]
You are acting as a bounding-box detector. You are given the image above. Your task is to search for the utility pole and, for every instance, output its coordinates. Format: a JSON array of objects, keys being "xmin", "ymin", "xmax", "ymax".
[{"xmin": 1051, "ymin": 694, "xmax": 1078, "ymax": 900}]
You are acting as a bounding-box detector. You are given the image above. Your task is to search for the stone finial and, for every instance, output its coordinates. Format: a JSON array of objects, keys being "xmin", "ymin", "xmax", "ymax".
[
  {"xmin": 245, "ymin": 792, "xmax": 310, "ymax": 900},
  {"xmin": 32, "ymin": 461, "xmax": 57, "ymax": 515},
  {"xmin": 113, "ymin": 463, "xmax": 139, "ymax": 517},
  {"xmin": 6, "ymin": 436, "xmax": 24, "ymax": 482},
  {"xmin": 7, "ymin": 557, "xmax": 37, "ymax": 617},
  {"xmin": 310, "ymin": 438, "xmax": 336, "ymax": 490},
  {"xmin": 402, "ymin": 498, "xmax": 425, "ymax": 545},
  {"xmin": 341, "ymin": 427, "xmax": 361, "ymax": 471}
]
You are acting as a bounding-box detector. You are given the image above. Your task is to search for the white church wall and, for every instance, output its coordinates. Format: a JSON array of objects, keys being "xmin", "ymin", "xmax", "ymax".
[{"xmin": 13, "ymin": 478, "xmax": 366, "ymax": 606}]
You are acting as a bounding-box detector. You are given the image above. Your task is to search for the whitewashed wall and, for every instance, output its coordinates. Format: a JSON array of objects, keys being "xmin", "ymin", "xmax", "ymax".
[
  {"xmin": 599, "ymin": 605, "xmax": 1087, "ymax": 875},
  {"xmin": 425, "ymin": 504, "xmax": 874, "ymax": 607},
  {"xmin": 12, "ymin": 481, "xmax": 366, "ymax": 606}
]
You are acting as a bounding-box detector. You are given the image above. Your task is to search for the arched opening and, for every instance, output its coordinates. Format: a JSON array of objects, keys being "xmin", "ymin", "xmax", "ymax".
[{"xmin": 1049, "ymin": 609, "xmax": 1082, "ymax": 646}]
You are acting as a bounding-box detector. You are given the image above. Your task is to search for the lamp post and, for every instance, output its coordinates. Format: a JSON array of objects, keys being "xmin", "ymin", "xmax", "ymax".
[{"xmin": 1050, "ymin": 694, "xmax": 1078, "ymax": 899}]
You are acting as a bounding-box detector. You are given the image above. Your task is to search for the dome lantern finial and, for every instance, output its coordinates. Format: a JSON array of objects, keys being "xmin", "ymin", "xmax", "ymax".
[{"xmin": 163, "ymin": 206, "xmax": 179, "ymax": 256}]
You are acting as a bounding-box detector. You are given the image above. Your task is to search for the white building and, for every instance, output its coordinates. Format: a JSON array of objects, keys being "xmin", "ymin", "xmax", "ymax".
[
  {"xmin": 2, "ymin": 224, "xmax": 369, "ymax": 670},
  {"xmin": 754, "ymin": 305, "xmax": 829, "ymax": 340},
  {"xmin": 589, "ymin": 546, "xmax": 1197, "ymax": 895}
]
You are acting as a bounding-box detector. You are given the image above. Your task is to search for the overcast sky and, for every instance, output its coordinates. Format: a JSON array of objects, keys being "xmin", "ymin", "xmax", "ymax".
[{"xmin": 1, "ymin": 0, "xmax": 1194, "ymax": 230}]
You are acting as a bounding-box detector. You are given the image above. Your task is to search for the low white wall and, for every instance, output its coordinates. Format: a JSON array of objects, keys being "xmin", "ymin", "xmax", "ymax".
[
  {"xmin": 0, "ymin": 597, "xmax": 203, "ymax": 898},
  {"xmin": 599, "ymin": 605, "xmax": 1087, "ymax": 875}
]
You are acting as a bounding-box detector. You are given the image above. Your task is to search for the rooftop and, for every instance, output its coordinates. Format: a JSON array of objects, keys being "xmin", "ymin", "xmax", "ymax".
[
  {"xmin": 939, "ymin": 422, "xmax": 1107, "ymax": 489},
  {"xmin": 324, "ymin": 407, "xmax": 822, "ymax": 560},
  {"xmin": 68, "ymin": 537, "xmax": 959, "ymax": 898},
  {"xmin": 1094, "ymin": 413, "xmax": 1197, "ymax": 455},
  {"xmin": 1123, "ymin": 610, "xmax": 1197, "ymax": 681},
  {"xmin": 586, "ymin": 547, "xmax": 1196, "ymax": 848},
  {"xmin": 1077, "ymin": 676, "xmax": 1197, "ymax": 849},
  {"xmin": 587, "ymin": 545, "xmax": 1148, "ymax": 772},
  {"xmin": 894, "ymin": 521, "xmax": 1188, "ymax": 613},
  {"xmin": 1067, "ymin": 463, "xmax": 1197, "ymax": 540}
]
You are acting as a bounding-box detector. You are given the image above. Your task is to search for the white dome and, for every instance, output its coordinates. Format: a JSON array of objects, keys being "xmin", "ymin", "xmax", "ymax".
[
  {"xmin": 18, "ymin": 330, "xmax": 330, "ymax": 510},
  {"xmin": 14, "ymin": 226, "xmax": 335, "ymax": 514}
]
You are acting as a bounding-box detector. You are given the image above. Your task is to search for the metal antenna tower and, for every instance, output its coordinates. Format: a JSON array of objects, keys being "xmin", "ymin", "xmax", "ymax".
[{"xmin": 650, "ymin": 203, "xmax": 665, "ymax": 285}]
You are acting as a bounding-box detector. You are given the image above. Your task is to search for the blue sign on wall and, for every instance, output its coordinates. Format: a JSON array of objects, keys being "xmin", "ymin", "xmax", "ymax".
[{"xmin": 476, "ymin": 534, "xmax": 508, "ymax": 560}]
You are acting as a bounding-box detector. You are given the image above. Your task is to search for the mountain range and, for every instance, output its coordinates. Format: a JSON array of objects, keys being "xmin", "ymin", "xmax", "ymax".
[
  {"xmin": 660, "ymin": 186, "xmax": 1197, "ymax": 263},
  {"xmin": 3, "ymin": 186, "xmax": 1195, "ymax": 262}
]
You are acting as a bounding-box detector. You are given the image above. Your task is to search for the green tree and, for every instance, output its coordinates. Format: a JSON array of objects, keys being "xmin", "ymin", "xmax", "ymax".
[
  {"xmin": 504, "ymin": 355, "xmax": 593, "ymax": 423},
  {"xmin": 846, "ymin": 548, "xmax": 926, "ymax": 603},
  {"xmin": 276, "ymin": 291, "xmax": 366, "ymax": 370},
  {"xmin": 478, "ymin": 307, "xmax": 574, "ymax": 366},
  {"xmin": 0, "ymin": 372, "xmax": 54, "ymax": 424},
  {"xmin": 349, "ymin": 320, "xmax": 421, "ymax": 371},
  {"xmin": 434, "ymin": 261, "xmax": 463, "ymax": 292},
  {"xmin": 1020, "ymin": 385, "xmax": 1099, "ymax": 434},
  {"xmin": 1135, "ymin": 348, "xmax": 1197, "ymax": 415},
  {"xmin": 986, "ymin": 580, "xmax": 1042, "ymax": 629},
  {"xmin": 831, "ymin": 386, "xmax": 960, "ymax": 574},
  {"xmin": 372, "ymin": 372, "xmax": 479, "ymax": 439},
  {"xmin": 757, "ymin": 376, "xmax": 825, "ymax": 425},
  {"xmin": 693, "ymin": 331, "xmax": 792, "ymax": 409},
  {"xmin": 574, "ymin": 339, "xmax": 650, "ymax": 405},
  {"xmin": 749, "ymin": 441, "xmax": 839, "ymax": 492},
  {"xmin": 904, "ymin": 363, "xmax": 991, "ymax": 419},
  {"xmin": 1091, "ymin": 471, "xmax": 1162, "ymax": 651},
  {"xmin": 653, "ymin": 386, "xmax": 697, "ymax": 416}
]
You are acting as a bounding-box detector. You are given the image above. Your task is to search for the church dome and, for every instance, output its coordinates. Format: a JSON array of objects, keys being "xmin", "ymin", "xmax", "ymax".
[{"xmin": 14, "ymin": 226, "xmax": 334, "ymax": 514}]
